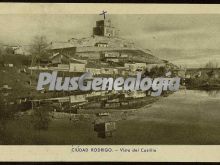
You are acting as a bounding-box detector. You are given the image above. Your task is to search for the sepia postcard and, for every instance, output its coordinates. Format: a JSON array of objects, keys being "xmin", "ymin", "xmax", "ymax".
[{"xmin": 0, "ymin": 3, "xmax": 220, "ymax": 162}]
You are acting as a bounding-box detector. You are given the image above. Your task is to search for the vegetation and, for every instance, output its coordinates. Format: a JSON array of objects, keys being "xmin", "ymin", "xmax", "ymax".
[
  {"xmin": 205, "ymin": 60, "xmax": 218, "ymax": 69},
  {"xmin": 31, "ymin": 106, "xmax": 51, "ymax": 131},
  {"xmin": 0, "ymin": 54, "xmax": 31, "ymax": 67},
  {"xmin": 144, "ymin": 66, "xmax": 167, "ymax": 78},
  {"xmin": 185, "ymin": 61, "xmax": 220, "ymax": 90},
  {"xmin": 30, "ymin": 36, "xmax": 49, "ymax": 57},
  {"xmin": 0, "ymin": 95, "xmax": 14, "ymax": 144}
]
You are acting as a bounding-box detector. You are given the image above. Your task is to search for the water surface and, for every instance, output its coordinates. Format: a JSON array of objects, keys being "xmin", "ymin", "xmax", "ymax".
[{"xmin": 113, "ymin": 90, "xmax": 220, "ymax": 144}]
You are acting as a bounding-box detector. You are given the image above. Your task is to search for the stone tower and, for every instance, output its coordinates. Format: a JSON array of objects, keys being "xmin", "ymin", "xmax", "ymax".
[{"xmin": 93, "ymin": 19, "xmax": 119, "ymax": 37}]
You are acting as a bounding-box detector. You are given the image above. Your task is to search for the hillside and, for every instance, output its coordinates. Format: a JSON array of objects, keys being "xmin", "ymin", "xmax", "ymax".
[{"xmin": 51, "ymin": 36, "xmax": 163, "ymax": 64}]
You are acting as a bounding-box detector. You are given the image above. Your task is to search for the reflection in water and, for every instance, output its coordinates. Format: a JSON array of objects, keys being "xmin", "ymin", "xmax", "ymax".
[
  {"xmin": 94, "ymin": 121, "xmax": 116, "ymax": 138},
  {"xmin": 0, "ymin": 89, "xmax": 219, "ymax": 144},
  {"xmin": 108, "ymin": 89, "xmax": 220, "ymax": 144},
  {"xmin": 92, "ymin": 89, "xmax": 220, "ymax": 139},
  {"xmin": 206, "ymin": 90, "xmax": 220, "ymax": 97},
  {"xmin": 193, "ymin": 89, "xmax": 220, "ymax": 98},
  {"xmin": 93, "ymin": 112, "xmax": 118, "ymax": 138},
  {"xmin": 0, "ymin": 108, "xmax": 12, "ymax": 144}
]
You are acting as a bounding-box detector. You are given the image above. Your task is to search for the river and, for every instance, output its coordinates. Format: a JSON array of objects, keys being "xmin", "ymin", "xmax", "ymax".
[
  {"xmin": 111, "ymin": 89, "xmax": 220, "ymax": 144},
  {"xmin": 2, "ymin": 89, "xmax": 220, "ymax": 145}
]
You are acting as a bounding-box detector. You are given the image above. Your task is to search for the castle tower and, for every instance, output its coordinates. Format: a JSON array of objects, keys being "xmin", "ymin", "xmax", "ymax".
[{"xmin": 93, "ymin": 19, "xmax": 119, "ymax": 37}]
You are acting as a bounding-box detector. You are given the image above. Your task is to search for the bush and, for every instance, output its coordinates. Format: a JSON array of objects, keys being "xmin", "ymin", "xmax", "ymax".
[
  {"xmin": 0, "ymin": 54, "xmax": 31, "ymax": 66},
  {"xmin": 145, "ymin": 66, "xmax": 167, "ymax": 77},
  {"xmin": 31, "ymin": 106, "xmax": 51, "ymax": 130}
]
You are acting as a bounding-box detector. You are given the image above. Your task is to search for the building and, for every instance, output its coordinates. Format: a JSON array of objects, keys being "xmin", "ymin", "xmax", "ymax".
[
  {"xmin": 0, "ymin": 45, "xmax": 30, "ymax": 56},
  {"xmin": 48, "ymin": 41, "xmax": 76, "ymax": 57},
  {"xmin": 42, "ymin": 52, "xmax": 86, "ymax": 72},
  {"xmin": 100, "ymin": 67, "xmax": 118, "ymax": 75},
  {"xmin": 13, "ymin": 45, "xmax": 30, "ymax": 56},
  {"xmin": 70, "ymin": 95, "xmax": 87, "ymax": 103},
  {"xmin": 100, "ymin": 52, "xmax": 128, "ymax": 63},
  {"xmin": 124, "ymin": 63, "xmax": 147, "ymax": 73},
  {"xmin": 50, "ymin": 53, "xmax": 70, "ymax": 65},
  {"xmin": 86, "ymin": 91, "xmax": 107, "ymax": 98},
  {"xmin": 57, "ymin": 64, "xmax": 69, "ymax": 71},
  {"xmin": 124, "ymin": 91, "xmax": 146, "ymax": 98},
  {"xmin": 115, "ymin": 67, "xmax": 130, "ymax": 76},
  {"xmin": 93, "ymin": 19, "xmax": 119, "ymax": 37},
  {"xmin": 49, "ymin": 53, "xmax": 86, "ymax": 72},
  {"xmin": 69, "ymin": 62, "xmax": 86, "ymax": 72},
  {"xmin": 76, "ymin": 51, "xmax": 101, "ymax": 59},
  {"xmin": 95, "ymin": 42, "xmax": 109, "ymax": 47},
  {"xmin": 101, "ymin": 52, "xmax": 119, "ymax": 58},
  {"xmin": 106, "ymin": 58, "xmax": 119, "ymax": 63},
  {"xmin": 4, "ymin": 63, "xmax": 14, "ymax": 67},
  {"xmin": 86, "ymin": 68, "xmax": 102, "ymax": 75}
]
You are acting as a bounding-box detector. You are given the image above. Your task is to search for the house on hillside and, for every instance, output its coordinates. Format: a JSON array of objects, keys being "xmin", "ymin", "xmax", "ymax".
[
  {"xmin": 86, "ymin": 68, "xmax": 102, "ymax": 75},
  {"xmin": 57, "ymin": 64, "xmax": 69, "ymax": 71},
  {"xmin": 124, "ymin": 91, "xmax": 146, "ymax": 98},
  {"xmin": 48, "ymin": 41, "xmax": 76, "ymax": 57},
  {"xmin": 100, "ymin": 52, "xmax": 128, "ymax": 63},
  {"xmin": 38, "ymin": 57, "xmax": 51, "ymax": 67},
  {"xmin": 116, "ymin": 67, "xmax": 130, "ymax": 76},
  {"xmin": 95, "ymin": 42, "xmax": 108, "ymax": 47},
  {"xmin": 4, "ymin": 63, "xmax": 14, "ymax": 67},
  {"xmin": 70, "ymin": 94, "xmax": 87, "ymax": 103},
  {"xmin": 100, "ymin": 52, "xmax": 119, "ymax": 58},
  {"xmin": 100, "ymin": 67, "xmax": 118, "ymax": 75},
  {"xmin": 76, "ymin": 51, "xmax": 101, "ymax": 59},
  {"xmin": 49, "ymin": 52, "xmax": 86, "ymax": 72},
  {"xmin": 124, "ymin": 63, "xmax": 147, "ymax": 74},
  {"xmin": 50, "ymin": 53, "xmax": 70, "ymax": 65},
  {"xmin": 69, "ymin": 62, "xmax": 86, "ymax": 72},
  {"xmin": 13, "ymin": 45, "xmax": 31, "ymax": 56}
]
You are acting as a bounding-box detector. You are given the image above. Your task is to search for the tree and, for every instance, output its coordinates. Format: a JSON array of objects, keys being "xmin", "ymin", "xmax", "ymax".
[
  {"xmin": 146, "ymin": 66, "xmax": 167, "ymax": 77},
  {"xmin": 205, "ymin": 61, "xmax": 219, "ymax": 69},
  {"xmin": 29, "ymin": 35, "xmax": 49, "ymax": 85},
  {"xmin": 204, "ymin": 61, "xmax": 219, "ymax": 78},
  {"xmin": 30, "ymin": 35, "xmax": 49, "ymax": 65},
  {"xmin": 4, "ymin": 47, "xmax": 14, "ymax": 55}
]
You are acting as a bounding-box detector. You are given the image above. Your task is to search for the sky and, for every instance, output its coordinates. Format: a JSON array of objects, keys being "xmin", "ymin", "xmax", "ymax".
[{"xmin": 0, "ymin": 14, "xmax": 220, "ymax": 68}]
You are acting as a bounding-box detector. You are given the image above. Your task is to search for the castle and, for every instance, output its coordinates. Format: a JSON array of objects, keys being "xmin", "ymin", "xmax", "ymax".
[
  {"xmin": 93, "ymin": 19, "xmax": 119, "ymax": 37},
  {"xmin": 48, "ymin": 16, "xmax": 161, "ymax": 64}
]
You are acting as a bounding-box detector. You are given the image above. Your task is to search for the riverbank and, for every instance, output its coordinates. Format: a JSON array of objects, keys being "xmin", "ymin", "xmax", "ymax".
[
  {"xmin": 186, "ymin": 84, "xmax": 220, "ymax": 90},
  {"xmin": 2, "ymin": 89, "xmax": 219, "ymax": 144}
]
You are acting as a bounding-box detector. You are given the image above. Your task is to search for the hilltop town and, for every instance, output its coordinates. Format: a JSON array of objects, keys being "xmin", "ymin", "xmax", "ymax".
[
  {"xmin": 0, "ymin": 17, "xmax": 184, "ymax": 139},
  {"xmin": 1, "ymin": 17, "xmax": 177, "ymax": 97}
]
